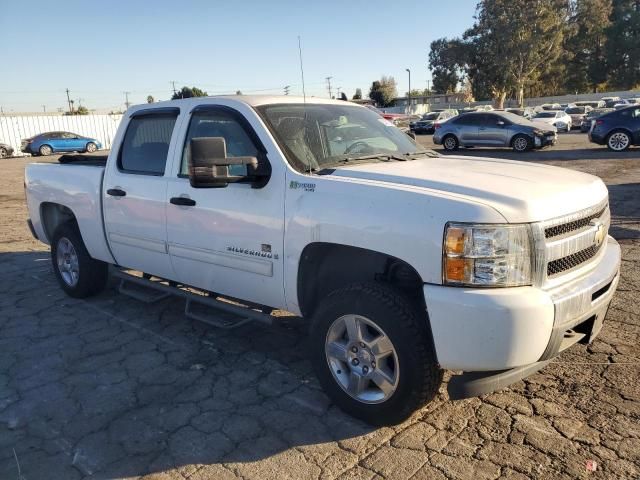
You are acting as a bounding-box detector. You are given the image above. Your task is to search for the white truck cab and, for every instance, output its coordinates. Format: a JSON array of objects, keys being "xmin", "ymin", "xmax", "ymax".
[{"xmin": 25, "ymin": 96, "xmax": 621, "ymax": 425}]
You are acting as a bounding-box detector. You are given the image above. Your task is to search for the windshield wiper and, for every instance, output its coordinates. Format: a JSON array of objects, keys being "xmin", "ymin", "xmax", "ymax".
[{"xmin": 403, "ymin": 149, "xmax": 440, "ymax": 158}]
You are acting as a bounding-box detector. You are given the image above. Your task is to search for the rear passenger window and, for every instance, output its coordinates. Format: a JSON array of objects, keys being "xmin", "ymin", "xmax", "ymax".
[{"xmin": 119, "ymin": 114, "xmax": 178, "ymax": 175}]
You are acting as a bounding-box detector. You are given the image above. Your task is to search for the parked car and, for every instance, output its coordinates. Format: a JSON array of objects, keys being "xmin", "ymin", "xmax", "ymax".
[
  {"xmin": 589, "ymin": 105, "xmax": 640, "ymax": 151},
  {"xmin": 24, "ymin": 96, "xmax": 620, "ymax": 425},
  {"xmin": 601, "ymin": 96, "xmax": 621, "ymax": 108},
  {"xmin": 0, "ymin": 142, "xmax": 14, "ymax": 158},
  {"xmin": 532, "ymin": 110, "xmax": 573, "ymax": 132},
  {"xmin": 613, "ymin": 102, "xmax": 630, "ymax": 110},
  {"xmin": 410, "ymin": 111, "xmax": 455, "ymax": 134},
  {"xmin": 625, "ymin": 98, "xmax": 640, "ymax": 105},
  {"xmin": 433, "ymin": 111, "xmax": 557, "ymax": 152},
  {"xmin": 540, "ymin": 103, "xmax": 562, "ymax": 110},
  {"xmin": 559, "ymin": 103, "xmax": 576, "ymax": 109},
  {"xmin": 580, "ymin": 108, "xmax": 614, "ymax": 133},
  {"xmin": 575, "ymin": 100, "xmax": 606, "ymax": 109},
  {"xmin": 505, "ymin": 107, "xmax": 535, "ymax": 120},
  {"xmin": 565, "ymin": 106, "xmax": 592, "ymax": 128},
  {"xmin": 21, "ymin": 132, "xmax": 102, "ymax": 156}
]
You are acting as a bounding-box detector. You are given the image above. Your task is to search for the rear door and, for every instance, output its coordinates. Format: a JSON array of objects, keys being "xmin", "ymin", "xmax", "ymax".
[
  {"xmin": 452, "ymin": 115, "xmax": 479, "ymax": 144},
  {"xmin": 102, "ymin": 107, "xmax": 181, "ymax": 279}
]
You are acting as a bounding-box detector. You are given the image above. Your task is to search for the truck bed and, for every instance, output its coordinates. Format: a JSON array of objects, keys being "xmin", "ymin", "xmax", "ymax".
[{"xmin": 58, "ymin": 153, "xmax": 109, "ymax": 166}]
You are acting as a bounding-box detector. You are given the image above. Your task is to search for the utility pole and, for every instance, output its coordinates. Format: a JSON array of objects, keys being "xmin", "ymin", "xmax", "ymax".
[
  {"xmin": 170, "ymin": 81, "xmax": 177, "ymax": 98},
  {"xmin": 123, "ymin": 91, "xmax": 131, "ymax": 110},
  {"xmin": 284, "ymin": 85, "xmax": 290, "ymax": 95},
  {"xmin": 42, "ymin": 105, "xmax": 46, "ymax": 113},
  {"xmin": 337, "ymin": 87, "xmax": 342, "ymax": 98},
  {"xmin": 65, "ymin": 88, "xmax": 73, "ymax": 113},
  {"xmin": 405, "ymin": 68, "xmax": 411, "ymax": 114},
  {"xmin": 325, "ymin": 76, "xmax": 333, "ymax": 99}
]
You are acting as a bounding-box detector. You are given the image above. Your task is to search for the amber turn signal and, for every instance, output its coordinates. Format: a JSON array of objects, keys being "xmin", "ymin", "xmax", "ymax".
[{"xmin": 445, "ymin": 227, "xmax": 466, "ymax": 256}]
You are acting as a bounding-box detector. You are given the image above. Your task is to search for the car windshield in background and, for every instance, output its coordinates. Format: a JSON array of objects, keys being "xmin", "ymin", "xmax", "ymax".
[
  {"xmin": 257, "ymin": 103, "xmax": 429, "ymax": 171},
  {"xmin": 422, "ymin": 113, "xmax": 439, "ymax": 120},
  {"xmin": 534, "ymin": 112, "xmax": 557, "ymax": 118},
  {"xmin": 566, "ymin": 107, "xmax": 585, "ymax": 114}
]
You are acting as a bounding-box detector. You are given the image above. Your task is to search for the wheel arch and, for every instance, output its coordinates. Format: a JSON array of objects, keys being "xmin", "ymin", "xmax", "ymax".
[
  {"xmin": 296, "ymin": 242, "xmax": 426, "ymax": 319},
  {"xmin": 40, "ymin": 202, "xmax": 78, "ymax": 243}
]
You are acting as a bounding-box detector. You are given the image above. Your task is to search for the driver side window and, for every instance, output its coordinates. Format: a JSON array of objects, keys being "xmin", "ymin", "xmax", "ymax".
[{"xmin": 181, "ymin": 110, "xmax": 259, "ymax": 176}]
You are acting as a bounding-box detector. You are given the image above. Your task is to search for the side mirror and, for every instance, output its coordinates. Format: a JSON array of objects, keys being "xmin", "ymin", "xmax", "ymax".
[{"xmin": 189, "ymin": 137, "xmax": 258, "ymax": 188}]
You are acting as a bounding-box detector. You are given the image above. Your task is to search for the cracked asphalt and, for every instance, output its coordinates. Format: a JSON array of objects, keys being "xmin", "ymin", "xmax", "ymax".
[{"xmin": 1, "ymin": 133, "xmax": 639, "ymax": 479}]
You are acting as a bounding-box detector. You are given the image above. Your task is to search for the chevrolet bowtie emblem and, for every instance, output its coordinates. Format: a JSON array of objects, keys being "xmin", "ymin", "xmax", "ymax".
[{"xmin": 591, "ymin": 220, "xmax": 606, "ymax": 246}]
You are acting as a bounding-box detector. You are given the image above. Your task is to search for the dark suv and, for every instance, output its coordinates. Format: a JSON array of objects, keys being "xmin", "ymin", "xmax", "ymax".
[{"xmin": 588, "ymin": 106, "xmax": 640, "ymax": 151}]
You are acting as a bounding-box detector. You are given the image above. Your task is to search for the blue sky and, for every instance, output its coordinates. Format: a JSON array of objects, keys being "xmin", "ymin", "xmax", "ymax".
[{"xmin": 0, "ymin": 1, "xmax": 478, "ymax": 112}]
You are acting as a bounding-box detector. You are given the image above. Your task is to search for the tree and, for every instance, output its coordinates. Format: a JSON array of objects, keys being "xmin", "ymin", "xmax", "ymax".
[
  {"xmin": 428, "ymin": 38, "xmax": 464, "ymax": 93},
  {"xmin": 236, "ymin": 90, "xmax": 242, "ymax": 95},
  {"xmin": 352, "ymin": 88, "xmax": 363, "ymax": 100},
  {"xmin": 368, "ymin": 76, "xmax": 397, "ymax": 107},
  {"xmin": 171, "ymin": 86, "xmax": 208, "ymax": 100},
  {"xmin": 605, "ymin": 0, "xmax": 640, "ymax": 89},
  {"xmin": 147, "ymin": 95, "xmax": 155, "ymax": 103},
  {"xmin": 463, "ymin": 0, "xmax": 568, "ymax": 107},
  {"xmin": 564, "ymin": 0, "xmax": 612, "ymax": 93},
  {"xmin": 76, "ymin": 105, "xmax": 89, "ymax": 115},
  {"xmin": 406, "ymin": 89, "xmax": 425, "ymax": 97}
]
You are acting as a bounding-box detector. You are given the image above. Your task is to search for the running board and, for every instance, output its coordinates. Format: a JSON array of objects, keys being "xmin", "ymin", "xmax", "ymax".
[{"xmin": 112, "ymin": 269, "xmax": 273, "ymax": 329}]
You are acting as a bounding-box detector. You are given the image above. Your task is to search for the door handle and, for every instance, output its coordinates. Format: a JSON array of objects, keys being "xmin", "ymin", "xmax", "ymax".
[
  {"xmin": 107, "ymin": 188, "xmax": 126, "ymax": 197},
  {"xmin": 170, "ymin": 196, "xmax": 196, "ymax": 207}
]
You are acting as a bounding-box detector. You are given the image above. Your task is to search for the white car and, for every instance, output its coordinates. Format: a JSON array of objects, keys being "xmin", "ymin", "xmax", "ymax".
[
  {"xmin": 532, "ymin": 110, "xmax": 573, "ymax": 132},
  {"xmin": 24, "ymin": 96, "xmax": 621, "ymax": 425}
]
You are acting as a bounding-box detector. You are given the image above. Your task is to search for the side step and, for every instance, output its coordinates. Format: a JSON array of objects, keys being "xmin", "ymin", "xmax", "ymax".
[{"xmin": 112, "ymin": 269, "xmax": 273, "ymax": 329}]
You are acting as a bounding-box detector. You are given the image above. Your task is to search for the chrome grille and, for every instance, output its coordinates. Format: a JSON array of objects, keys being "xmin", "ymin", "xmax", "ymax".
[
  {"xmin": 544, "ymin": 207, "xmax": 606, "ymax": 239},
  {"xmin": 533, "ymin": 199, "xmax": 610, "ymax": 286},
  {"xmin": 547, "ymin": 243, "xmax": 603, "ymax": 276}
]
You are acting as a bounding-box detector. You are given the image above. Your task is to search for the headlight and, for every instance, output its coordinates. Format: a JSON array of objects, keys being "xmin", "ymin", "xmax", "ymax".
[
  {"xmin": 532, "ymin": 129, "xmax": 543, "ymax": 136},
  {"xmin": 443, "ymin": 223, "xmax": 532, "ymax": 287}
]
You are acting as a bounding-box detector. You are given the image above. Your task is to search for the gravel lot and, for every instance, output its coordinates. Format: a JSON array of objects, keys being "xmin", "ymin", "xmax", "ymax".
[{"xmin": 1, "ymin": 133, "xmax": 639, "ymax": 479}]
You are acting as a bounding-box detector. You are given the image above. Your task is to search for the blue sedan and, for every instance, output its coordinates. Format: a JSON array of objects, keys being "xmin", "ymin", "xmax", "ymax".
[{"xmin": 21, "ymin": 131, "xmax": 102, "ymax": 156}]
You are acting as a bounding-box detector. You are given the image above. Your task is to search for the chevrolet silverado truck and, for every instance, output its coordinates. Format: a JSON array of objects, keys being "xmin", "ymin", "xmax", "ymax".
[{"xmin": 25, "ymin": 96, "xmax": 621, "ymax": 425}]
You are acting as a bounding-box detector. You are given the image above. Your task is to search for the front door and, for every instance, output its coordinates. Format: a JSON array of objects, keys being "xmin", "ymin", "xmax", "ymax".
[
  {"xmin": 103, "ymin": 108, "xmax": 181, "ymax": 279},
  {"xmin": 165, "ymin": 105, "xmax": 285, "ymax": 309},
  {"xmin": 476, "ymin": 114, "xmax": 509, "ymax": 146}
]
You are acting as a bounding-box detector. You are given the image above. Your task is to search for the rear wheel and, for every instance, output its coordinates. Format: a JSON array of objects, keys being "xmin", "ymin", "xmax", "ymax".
[
  {"xmin": 606, "ymin": 130, "xmax": 631, "ymax": 152},
  {"xmin": 442, "ymin": 135, "xmax": 459, "ymax": 151},
  {"xmin": 0, "ymin": 147, "xmax": 7, "ymax": 158},
  {"xmin": 511, "ymin": 134, "xmax": 532, "ymax": 152},
  {"xmin": 51, "ymin": 223, "xmax": 108, "ymax": 298},
  {"xmin": 310, "ymin": 282, "xmax": 442, "ymax": 425},
  {"xmin": 39, "ymin": 144, "xmax": 53, "ymax": 156},
  {"xmin": 85, "ymin": 142, "xmax": 97, "ymax": 153}
]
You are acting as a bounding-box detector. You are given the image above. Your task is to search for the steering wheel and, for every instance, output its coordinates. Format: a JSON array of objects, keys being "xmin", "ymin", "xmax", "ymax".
[{"xmin": 344, "ymin": 141, "xmax": 374, "ymax": 155}]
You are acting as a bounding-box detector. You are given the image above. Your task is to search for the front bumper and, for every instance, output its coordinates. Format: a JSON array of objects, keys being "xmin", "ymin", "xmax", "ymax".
[
  {"xmin": 424, "ymin": 236, "xmax": 621, "ymax": 375},
  {"xmin": 534, "ymin": 133, "xmax": 556, "ymax": 148}
]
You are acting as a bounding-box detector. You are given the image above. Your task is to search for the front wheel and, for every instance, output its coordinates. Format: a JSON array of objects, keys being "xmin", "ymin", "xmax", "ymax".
[
  {"xmin": 51, "ymin": 223, "xmax": 108, "ymax": 298},
  {"xmin": 511, "ymin": 134, "xmax": 532, "ymax": 152},
  {"xmin": 85, "ymin": 142, "xmax": 97, "ymax": 153},
  {"xmin": 310, "ymin": 283, "xmax": 442, "ymax": 425},
  {"xmin": 39, "ymin": 144, "xmax": 53, "ymax": 156},
  {"xmin": 0, "ymin": 147, "xmax": 7, "ymax": 158},
  {"xmin": 606, "ymin": 130, "xmax": 631, "ymax": 152}
]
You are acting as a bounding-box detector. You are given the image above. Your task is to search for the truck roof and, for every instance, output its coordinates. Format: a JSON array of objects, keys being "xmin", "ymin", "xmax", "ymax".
[{"xmin": 132, "ymin": 95, "xmax": 357, "ymax": 111}]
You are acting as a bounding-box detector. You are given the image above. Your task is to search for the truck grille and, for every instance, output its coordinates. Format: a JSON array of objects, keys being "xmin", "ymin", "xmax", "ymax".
[
  {"xmin": 544, "ymin": 207, "xmax": 606, "ymax": 239},
  {"xmin": 534, "ymin": 199, "xmax": 610, "ymax": 284},
  {"xmin": 547, "ymin": 243, "xmax": 603, "ymax": 276}
]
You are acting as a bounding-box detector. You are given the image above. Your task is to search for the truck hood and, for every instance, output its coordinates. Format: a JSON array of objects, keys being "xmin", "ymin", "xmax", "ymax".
[{"xmin": 329, "ymin": 156, "xmax": 608, "ymax": 223}]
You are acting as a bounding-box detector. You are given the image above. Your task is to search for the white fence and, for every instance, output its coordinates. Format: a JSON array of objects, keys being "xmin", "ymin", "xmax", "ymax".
[{"xmin": 0, "ymin": 114, "xmax": 123, "ymax": 156}]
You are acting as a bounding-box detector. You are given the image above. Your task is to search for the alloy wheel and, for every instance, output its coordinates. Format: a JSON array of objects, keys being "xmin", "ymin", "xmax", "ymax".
[
  {"xmin": 56, "ymin": 237, "xmax": 80, "ymax": 287},
  {"xmin": 325, "ymin": 314, "xmax": 399, "ymax": 404},
  {"xmin": 608, "ymin": 132, "xmax": 630, "ymax": 151}
]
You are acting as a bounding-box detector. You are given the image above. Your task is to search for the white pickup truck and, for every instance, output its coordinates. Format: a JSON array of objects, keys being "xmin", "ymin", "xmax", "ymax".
[{"xmin": 25, "ymin": 96, "xmax": 621, "ymax": 425}]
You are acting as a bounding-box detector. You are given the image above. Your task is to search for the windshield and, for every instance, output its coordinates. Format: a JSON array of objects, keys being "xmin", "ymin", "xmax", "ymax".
[
  {"xmin": 534, "ymin": 112, "xmax": 557, "ymax": 118},
  {"xmin": 421, "ymin": 113, "xmax": 439, "ymax": 120},
  {"xmin": 566, "ymin": 107, "xmax": 585, "ymax": 114},
  {"xmin": 257, "ymin": 103, "xmax": 428, "ymax": 171}
]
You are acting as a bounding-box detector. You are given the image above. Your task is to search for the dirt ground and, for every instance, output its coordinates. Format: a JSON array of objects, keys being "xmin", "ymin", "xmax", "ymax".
[{"xmin": 1, "ymin": 132, "xmax": 639, "ymax": 479}]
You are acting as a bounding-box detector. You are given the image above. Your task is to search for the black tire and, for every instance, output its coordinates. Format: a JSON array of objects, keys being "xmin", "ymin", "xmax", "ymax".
[
  {"xmin": 442, "ymin": 134, "xmax": 459, "ymax": 151},
  {"xmin": 511, "ymin": 134, "xmax": 533, "ymax": 152},
  {"xmin": 85, "ymin": 142, "xmax": 97, "ymax": 153},
  {"xmin": 310, "ymin": 282, "xmax": 442, "ymax": 426},
  {"xmin": 39, "ymin": 144, "xmax": 53, "ymax": 156},
  {"xmin": 51, "ymin": 222, "xmax": 108, "ymax": 298},
  {"xmin": 606, "ymin": 130, "xmax": 631, "ymax": 152},
  {"xmin": 0, "ymin": 147, "xmax": 7, "ymax": 158}
]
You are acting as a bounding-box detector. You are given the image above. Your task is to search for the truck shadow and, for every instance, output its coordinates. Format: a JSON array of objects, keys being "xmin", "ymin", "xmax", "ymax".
[
  {"xmin": 0, "ymin": 251, "xmax": 396, "ymax": 479},
  {"xmin": 608, "ymin": 183, "xmax": 640, "ymax": 240}
]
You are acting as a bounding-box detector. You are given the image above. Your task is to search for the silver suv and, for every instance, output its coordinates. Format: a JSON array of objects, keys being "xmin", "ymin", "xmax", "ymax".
[{"xmin": 433, "ymin": 111, "xmax": 557, "ymax": 152}]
